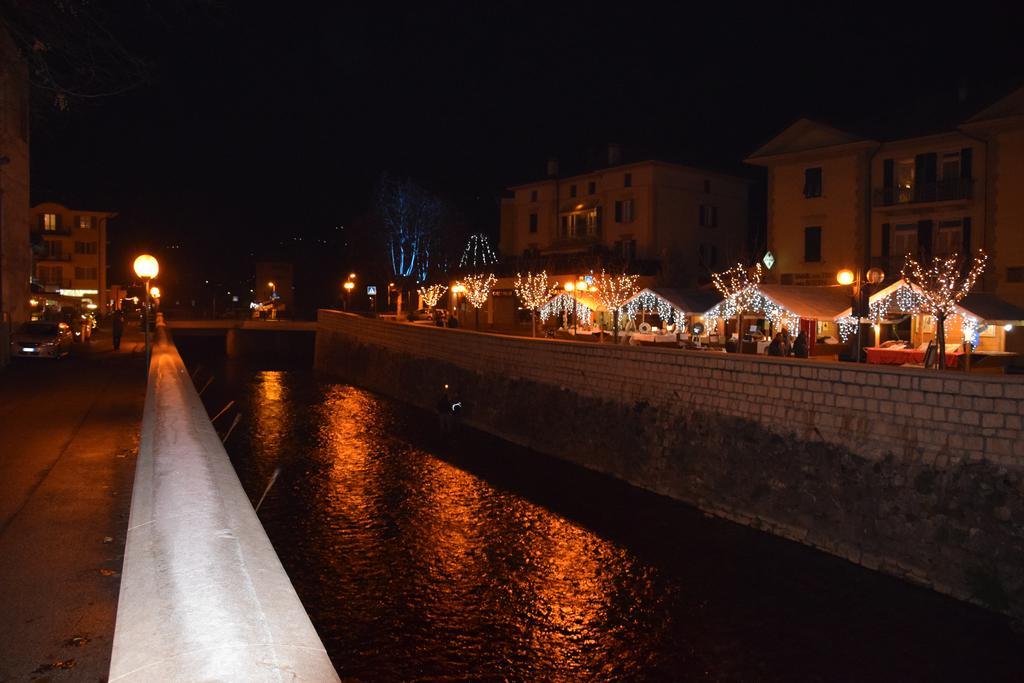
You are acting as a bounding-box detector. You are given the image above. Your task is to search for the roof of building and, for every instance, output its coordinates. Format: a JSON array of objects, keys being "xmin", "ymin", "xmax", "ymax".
[
  {"xmin": 760, "ymin": 284, "xmax": 853, "ymax": 320},
  {"xmin": 641, "ymin": 287, "xmax": 723, "ymax": 315},
  {"xmin": 958, "ymin": 292, "xmax": 1024, "ymax": 323},
  {"xmin": 747, "ymin": 80, "xmax": 1024, "ymax": 162}
]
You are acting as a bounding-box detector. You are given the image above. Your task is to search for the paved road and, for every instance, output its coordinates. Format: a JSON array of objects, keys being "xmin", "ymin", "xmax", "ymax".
[{"xmin": 0, "ymin": 324, "xmax": 146, "ymax": 681}]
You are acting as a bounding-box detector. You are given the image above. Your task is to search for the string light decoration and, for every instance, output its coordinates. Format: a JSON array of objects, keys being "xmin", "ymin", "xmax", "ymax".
[
  {"xmin": 836, "ymin": 316, "xmax": 859, "ymax": 343},
  {"xmin": 622, "ymin": 290, "xmax": 685, "ymax": 328},
  {"xmin": 901, "ymin": 250, "xmax": 988, "ymax": 367},
  {"xmin": 591, "ymin": 270, "xmax": 639, "ymax": 343},
  {"xmin": 514, "ymin": 271, "xmax": 556, "ymax": 336},
  {"xmin": 539, "ymin": 293, "xmax": 592, "ymax": 326},
  {"xmin": 705, "ymin": 262, "xmax": 803, "ymax": 337},
  {"xmin": 418, "ymin": 283, "xmax": 448, "ymax": 309},
  {"xmin": 459, "ymin": 233, "xmax": 499, "ymax": 269},
  {"xmin": 456, "ymin": 272, "xmax": 497, "ymax": 309}
]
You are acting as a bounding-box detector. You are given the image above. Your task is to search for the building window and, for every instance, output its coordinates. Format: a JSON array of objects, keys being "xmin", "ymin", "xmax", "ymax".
[
  {"xmin": 699, "ymin": 205, "xmax": 718, "ymax": 227},
  {"xmin": 614, "ymin": 199, "xmax": 634, "ymax": 223},
  {"xmin": 804, "ymin": 226, "xmax": 822, "ymax": 262},
  {"xmin": 43, "ymin": 213, "xmax": 57, "ymax": 231},
  {"xmin": 78, "ymin": 216, "xmax": 94, "ymax": 229},
  {"xmin": 1007, "ymin": 267, "xmax": 1024, "ymax": 283},
  {"xmin": 588, "ymin": 181, "xmax": 596, "ymax": 195},
  {"xmin": 561, "ymin": 208, "xmax": 601, "ymax": 239},
  {"xmin": 530, "ymin": 190, "xmax": 538, "ymax": 202},
  {"xmin": 703, "ymin": 179, "xmax": 711, "ymax": 193},
  {"xmin": 40, "ymin": 266, "xmax": 63, "ymax": 284},
  {"xmin": 569, "ymin": 184, "xmax": 577, "ymax": 198},
  {"xmin": 892, "ymin": 223, "xmax": 917, "ymax": 256},
  {"xmin": 528, "ymin": 213, "xmax": 538, "ymax": 233},
  {"xmin": 45, "ymin": 240, "xmax": 63, "ymax": 258},
  {"xmin": 624, "ymin": 173, "xmax": 632, "ymax": 188},
  {"xmin": 803, "ymin": 167, "xmax": 823, "ymax": 198},
  {"xmin": 699, "ymin": 243, "xmax": 719, "ymax": 269},
  {"xmin": 75, "ymin": 267, "xmax": 98, "ymax": 280},
  {"xmin": 934, "ymin": 219, "xmax": 962, "ymax": 256},
  {"xmin": 74, "ymin": 241, "xmax": 98, "ymax": 255},
  {"xmin": 615, "ymin": 237, "xmax": 636, "ymax": 261}
]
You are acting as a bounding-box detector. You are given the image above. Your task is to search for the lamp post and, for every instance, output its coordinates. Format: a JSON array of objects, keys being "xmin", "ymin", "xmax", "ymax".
[
  {"xmin": 343, "ymin": 280, "xmax": 355, "ymax": 310},
  {"xmin": 133, "ymin": 254, "xmax": 159, "ymax": 371},
  {"xmin": 837, "ymin": 266, "xmax": 884, "ymax": 363}
]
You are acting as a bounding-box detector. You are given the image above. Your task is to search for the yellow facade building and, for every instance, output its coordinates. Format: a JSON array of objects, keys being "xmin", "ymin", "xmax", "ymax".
[
  {"xmin": 747, "ymin": 86, "xmax": 1024, "ymax": 313},
  {"xmin": 499, "ymin": 157, "xmax": 750, "ymax": 287},
  {"xmin": 31, "ymin": 202, "xmax": 116, "ymax": 311}
]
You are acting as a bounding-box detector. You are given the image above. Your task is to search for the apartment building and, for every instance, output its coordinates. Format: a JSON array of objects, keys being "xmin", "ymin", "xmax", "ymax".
[
  {"xmin": 499, "ymin": 155, "xmax": 750, "ymax": 287},
  {"xmin": 0, "ymin": 28, "xmax": 31, "ymax": 367},
  {"xmin": 31, "ymin": 202, "xmax": 116, "ymax": 310},
  {"xmin": 746, "ymin": 85, "xmax": 1024, "ymax": 309}
]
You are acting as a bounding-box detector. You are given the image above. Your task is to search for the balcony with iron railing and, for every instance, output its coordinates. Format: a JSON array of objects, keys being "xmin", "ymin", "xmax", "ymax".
[
  {"xmin": 873, "ymin": 178, "xmax": 974, "ymax": 207},
  {"xmin": 38, "ymin": 253, "xmax": 72, "ymax": 262}
]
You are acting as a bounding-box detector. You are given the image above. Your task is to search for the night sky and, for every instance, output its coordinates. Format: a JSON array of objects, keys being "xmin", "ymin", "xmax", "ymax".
[{"xmin": 26, "ymin": 2, "xmax": 1024, "ymax": 309}]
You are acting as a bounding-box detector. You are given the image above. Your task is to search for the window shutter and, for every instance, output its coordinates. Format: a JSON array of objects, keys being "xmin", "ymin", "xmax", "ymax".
[
  {"xmin": 961, "ymin": 148, "xmax": 973, "ymax": 179},
  {"xmin": 56, "ymin": 214, "xmax": 62, "ymax": 230},
  {"xmin": 917, "ymin": 220, "xmax": 933, "ymax": 259},
  {"xmin": 881, "ymin": 223, "xmax": 890, "ymax": 257},
  {"xmin": 614, "ymin": 200, "xmax": 622, "ymax": 222},
  {"xmin": 883, "ymin": 159, "xmax": 894, "ymax": 188},
  {"xmin": 37, "ymin": 214, "xmax": 44, "ymax": 230},
  {"xmin": 962, "ymin": 217, "xmax": 972, "ymax": 254},
  {"xmin": 924, "ymin": 153, "xmax": 938, "ymax": 183},
  {"xmin": 74, "ymin": 215, "xmax": 80, "ymax": 230}
]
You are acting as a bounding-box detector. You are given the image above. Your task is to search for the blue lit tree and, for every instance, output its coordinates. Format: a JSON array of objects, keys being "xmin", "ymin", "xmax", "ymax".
[{"xmin": 378, "ymin": 174, "xmax": 443, "ymax": 285}]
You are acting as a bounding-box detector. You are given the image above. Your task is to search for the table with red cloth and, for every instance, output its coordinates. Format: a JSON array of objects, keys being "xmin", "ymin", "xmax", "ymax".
[{"xmin": 865, "ymin": 346, "xmax": 962, "ymax": 368}]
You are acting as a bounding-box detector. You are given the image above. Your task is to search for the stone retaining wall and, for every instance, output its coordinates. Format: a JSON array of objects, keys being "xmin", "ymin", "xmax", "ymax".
[{"xmin": 315, "ymin": 310, "xmax": 1024, "ymax": 617}]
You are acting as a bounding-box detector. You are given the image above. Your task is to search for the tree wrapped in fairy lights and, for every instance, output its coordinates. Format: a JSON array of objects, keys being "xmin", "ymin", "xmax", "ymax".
[
  {"xmin": 712, "ymin": 262, "xmax": 763, "ymax": 343},
  {"xmin": 513, "ymin": 271, "xmax": 555, "ymax": 337},
  {"xmin": 418, "ymin": 284, "xmax": 448, "ymax": 311},
  {"xmin": 901, "ymin": 250, "xmax": 988, "ymax": 369},
  {"xmin": 456, "ymin": 272, "xmax": 496, "ymax": 329},
  {"xmin": 591, "ymin": 269, "xmax": 639, "ymax": 344}
]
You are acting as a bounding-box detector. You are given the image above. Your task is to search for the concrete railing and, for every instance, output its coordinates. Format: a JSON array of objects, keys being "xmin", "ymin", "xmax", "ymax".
[{"xmin": 110, "ymin": 319, "xmax": 338, "ymax": 682}]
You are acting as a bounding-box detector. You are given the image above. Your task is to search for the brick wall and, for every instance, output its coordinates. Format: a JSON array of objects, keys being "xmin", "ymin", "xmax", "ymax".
[
  {"xmin": 317, "ymin": 310, "xmax": 1024, "ymax": 468},
  {"xmin": 316, "ymin": 310, "xmax": 1024, "ymax": 616}
]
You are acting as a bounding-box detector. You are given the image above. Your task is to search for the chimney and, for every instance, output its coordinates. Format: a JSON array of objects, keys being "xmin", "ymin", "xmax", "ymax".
[
  {"xmin": 607, "ymin": 143, "xmax": 622, "ymax": 166},
  {"xmin": 546, "ymin": 157, "xmax": 559, "ymax": 177}
]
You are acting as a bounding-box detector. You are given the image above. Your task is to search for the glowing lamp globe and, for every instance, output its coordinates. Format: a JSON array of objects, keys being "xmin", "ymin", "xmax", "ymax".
[
  {"xmin": 866, "ymin": 267, "xmax": 885, "ymax": 285},
  {"xmin": 149, "ymin": 286, "xmax": 161, "ymax": 299},
  {"xmin": 564, "ymin": 282, "xmax": 575, "ymax": 292},
  {"xmin": 133, "ymin": 254, "xmax": 159, "ymax": 280},
  {"xmin": 343, "ymin": 281, "xmax": 355, "ymax": 291},
  {"xmin": 836, "ymin": 269, "xmax": 855, "ymax": 286}
]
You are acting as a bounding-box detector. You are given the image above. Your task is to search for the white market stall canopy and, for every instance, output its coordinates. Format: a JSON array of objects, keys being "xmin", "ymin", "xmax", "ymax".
[
  {"xmin": 838, "ymin": 278, "xmax": 1024, "ymax": 324},
  {"xmin": 703, "ymin": 283, "xmax": 853, "ymax": 333},
  {"xmin": 620, "ymin": 288, "xmax": 724, "ymax": 326}
]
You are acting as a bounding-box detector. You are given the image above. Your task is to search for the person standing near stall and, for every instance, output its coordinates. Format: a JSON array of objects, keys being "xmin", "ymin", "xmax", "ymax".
[{"xmin": 111, "ymin": 309, "xmax": 125, "ymax": 351}]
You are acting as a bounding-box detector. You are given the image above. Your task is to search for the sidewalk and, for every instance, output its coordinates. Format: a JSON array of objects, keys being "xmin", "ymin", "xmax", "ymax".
[{"xmin": 0, "ymin": 324, "xmax": 147, "ymax": 681}]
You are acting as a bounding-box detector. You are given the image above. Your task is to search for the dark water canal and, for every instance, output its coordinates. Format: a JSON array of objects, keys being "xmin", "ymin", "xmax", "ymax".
[{"xmin": 177, "ymin": 337, "xmax": 1024, "ymax": 682}]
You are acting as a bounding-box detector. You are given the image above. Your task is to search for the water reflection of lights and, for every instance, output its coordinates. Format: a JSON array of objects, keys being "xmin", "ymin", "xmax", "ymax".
[{"xmin": 252, "ymin": 371, "xmax": 288, "ymax": 454}]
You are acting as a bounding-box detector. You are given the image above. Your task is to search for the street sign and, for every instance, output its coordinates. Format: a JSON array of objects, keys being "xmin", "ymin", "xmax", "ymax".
[{"xmin": 367, "ymin": 286, "xmax": 377, "ymax": 296}]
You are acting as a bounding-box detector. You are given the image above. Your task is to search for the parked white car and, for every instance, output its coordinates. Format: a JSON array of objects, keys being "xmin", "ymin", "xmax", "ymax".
[{"xmin": 10, "ymin": 321, "xmax": 74, "ymax": 359}]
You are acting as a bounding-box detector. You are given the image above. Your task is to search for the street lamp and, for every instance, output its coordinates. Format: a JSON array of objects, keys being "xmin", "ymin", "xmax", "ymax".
[
  {"xmin": 149, "ymin": 286, "xmax": 161, "ymax": 300},
  {"xmin": 343, "ymin": 280, "xmax": 355, "ymax": 310},
  {"xmin": 133, "ymin": 254, "xmax": 159, "ymax": 371},
  {"xmin": 837, "ymin": 266, "xmax": 885, "ymax": 362}
]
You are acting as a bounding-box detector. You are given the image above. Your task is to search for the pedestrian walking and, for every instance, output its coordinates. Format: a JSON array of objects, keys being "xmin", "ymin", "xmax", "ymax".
[{"xmin": 112, "ymin": 310, "xmax": 125, "ymax": 351}]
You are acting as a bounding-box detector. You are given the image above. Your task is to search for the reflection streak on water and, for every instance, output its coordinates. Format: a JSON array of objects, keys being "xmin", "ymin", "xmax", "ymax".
[{"xmin": 308, "ymin": 381, "xmax": 659, "ymax": 679}]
